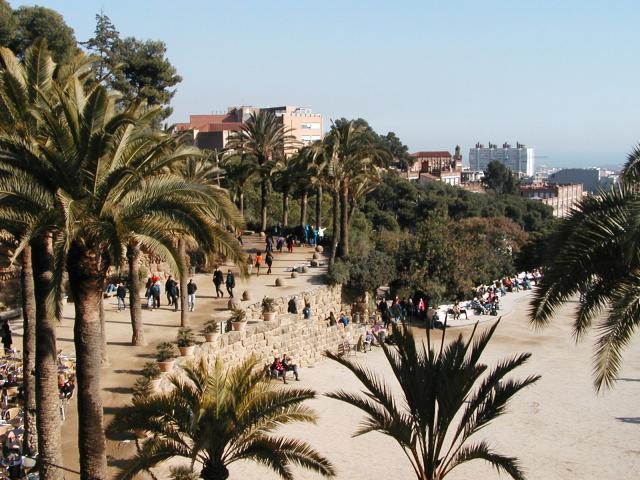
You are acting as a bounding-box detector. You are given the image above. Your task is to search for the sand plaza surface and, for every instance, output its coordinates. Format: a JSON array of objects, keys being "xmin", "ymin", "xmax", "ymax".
[{"xmin": 12, "ymin": 234, "xmax": 640, "ymax": 479}]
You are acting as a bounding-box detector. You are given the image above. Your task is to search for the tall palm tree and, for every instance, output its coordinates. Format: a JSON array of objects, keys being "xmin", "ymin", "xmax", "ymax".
[
  {"xmin": 220, "ymin": 153, "xmax": 258, "ymax": 218},
  {"xmin": 0, "ymin": 41, "xmax": 93, "ymax": 480},
  {"xmin": 226, "ymin": 111, "xmax": 296, "ymax": 232},
  {"xmin": 325, "ymin": 321, "xmax": 539, "ymax": 480},
  {"xmin": 108, "ymin": 356, "xmax": 336, "ymax": 480},
  {"xmin": 2, "ymin": 70, "xmax": 245, "ymax": 478},
  {"xmin": 530, "ymin": 148, "xmax": 640, "ymax": 390}
]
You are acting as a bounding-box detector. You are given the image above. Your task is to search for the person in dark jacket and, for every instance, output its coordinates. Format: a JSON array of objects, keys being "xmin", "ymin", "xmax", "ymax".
[
  {"xmin": 187, "ymin": 279, "xmax": 197, "ymax": 312},
  {"xmin": 225, "ymin": 270, "xmax": 235, "ymax": 298},
  {"xmin": 213, "ymin": 267, "xmax": 224, "ymax": 297},
  {"xmin": 116, "ymin": 282, "xmax": 127, "ymax": 311},
  {"xmin": 1, "ymin": 320, "xmax": 12, "ymax": 353}
]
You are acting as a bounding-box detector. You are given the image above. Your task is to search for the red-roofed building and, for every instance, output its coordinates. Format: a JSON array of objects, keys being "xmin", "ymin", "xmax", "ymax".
[{"xmin": 409, "ymin": 146, "xmax": 463, "ymax": 185}]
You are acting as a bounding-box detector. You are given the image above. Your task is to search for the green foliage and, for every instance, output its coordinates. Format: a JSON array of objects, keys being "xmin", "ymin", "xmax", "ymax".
[
  {"xmin": 482, "ymin": 160, "xmax": 519, "ymax": 195},
  {"xmin": 82, "ymin": 12, "xmax": 120, "ymax": 83},
  {"xmin": 395, "ymin": 216, "xmax": 527, "ymax": 302},
  {"xmin": 325, "ymin": 321, "xmax": 539, "ymax": 480},
  {"xmin": 9, "ymin": 5, "xmax": 78, "ymax": 62},
  {"xmin": 329, "ymin": 251, "xmax": 395, "ymax": 297},
  {"xmin": 229, "ymin": 308, "xmax": 247, "ymax": 323},
  {"xmin": 108, "ymin": 356, "xmax": 335, "ymax": 479},
  {"xmin": 132, "ymin": 377, "xmax": 152, "ymax": 400},
  {"xmin": 202, "ymin": 319, "xmax": 219, "ymax": 334},
  {"xmin": 326, "ymin": 261, "xmax": 350, "ymax": 286},
  {"xmin": 261, "ymin": 297, "xmax": 275, "ymax": 313},
  {"xmin": 176, "ymin": 327, "xmax": 195, "ymax": 348},
  {"xmin": 377, "ymin": 131, "xmax": 413, "ymax": 171},
  {"xmin": 156, "ymin": 342, "xmax": 176, "ymax": 362},
  {"xmin": 169, "ymin": 466, "xmax": 199, "ymax": 480},
  {"xmin": 0, "ymin": 0, "xmax": 16, "ymax": 46},
  {"xmin": 141, "ymin": 361, "xmax": 161, "ymax": 380}
]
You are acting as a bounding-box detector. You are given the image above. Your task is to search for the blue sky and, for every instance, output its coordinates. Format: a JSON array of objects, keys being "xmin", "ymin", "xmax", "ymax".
[{"xmin": 9, "ymin": 0, "xmax": 640, "ymax": 168}]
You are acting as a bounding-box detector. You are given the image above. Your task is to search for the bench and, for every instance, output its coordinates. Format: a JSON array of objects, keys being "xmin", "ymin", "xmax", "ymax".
[{"xmin": 338, "ymin": 340, "xmax": 357, "ymax": 356}]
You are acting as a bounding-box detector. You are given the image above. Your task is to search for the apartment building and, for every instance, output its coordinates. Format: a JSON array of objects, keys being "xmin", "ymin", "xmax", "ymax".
[
  {"xmin": 410, "ymin": 146, "xmax": 463, "ymax": 185},
  {"xmin": 520, "ymin": 183, "xmax": 584, "ymax": 218},
  {"xmin": 469, "ymin": 142, "xmax": 535, "ymax": 177},
  {"xmin": 175, "ymin": 105, "xmax": 323, "ymax": 152}
]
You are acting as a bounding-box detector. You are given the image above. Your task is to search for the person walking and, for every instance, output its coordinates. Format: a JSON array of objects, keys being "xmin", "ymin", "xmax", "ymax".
[
  {"xmin": 165, "ymin": 275, "xmax": 176, "ymax": 306},
  {"xmin": 255, "ymin": 252, "xmax": 263, "ymax": 276},
  {"xmin": 225, "ymin": 270, "xmax": 235, "ymax": 298},
  {"xmin": 286, "ymin": 235, "xmax": 294, "ymax": 253},
  {"xmin": 151, "ymin": 280, "xmax": 161, "ymax": 310},
  {"xmin": 213, "ymin": 267, "xmax": 224, "ymax": 297},
  {"xmin": 265, "ymin": 252, "xmax": 273, "ymax": 275},
  {"xmin": 1, "ymin": 319, "xmax": 12, "ymax": 354},
  {"xmin": 246, "ymin": 254, "xmax": 254, "ymax": 275},
  {"xmin": 266, "ymin": 235, "xmax": 274, "ymax": 254},
  {"xmin": 116, "ymin": 282, "xmax": 127, "ymax": 311},
  {"xmin": 187, "ymin": 278, "xmax": 197, "ymax": 312}
]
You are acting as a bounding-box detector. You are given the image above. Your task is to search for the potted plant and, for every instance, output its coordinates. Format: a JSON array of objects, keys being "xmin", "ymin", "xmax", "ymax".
[
  {"xmin": 141, "ymin": 361, "xmax": 162, "ymax": 390},
  {"xmin": 156, "ymin": 342, "xmax": 177, "ymax": 372},
  {"xmin": 229, "ymin": 308, "xmax": 247, "ymax": 331},
  {"xmin": 261, "ymin": 296, "xmax": 276, "ymax": 321},
  {"xmin": 176, "ymin": 327, "xmax": 196, "ymax": 356},
  {"xmin": 203, "ymin": 319, "xmax": 220, "ymax": 342}
]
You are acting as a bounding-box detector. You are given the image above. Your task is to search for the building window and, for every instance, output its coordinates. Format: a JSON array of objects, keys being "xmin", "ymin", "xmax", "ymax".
[{"xmin": 301, "ymin": 122, "xmax": 320, "ymax": 130}]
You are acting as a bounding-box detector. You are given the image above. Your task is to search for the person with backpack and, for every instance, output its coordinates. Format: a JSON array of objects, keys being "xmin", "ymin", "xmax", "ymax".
[
  {"xmin": 165, "ymin": 275, "xmax": 177, "ymax": 306},
  {"xmin": 151, "ymin": 281, "xmax": 161, "ymax": 310},
  {"xmin": 225, "ymin": 270, "xmax": 235, "ymax": 298},
  {"xmin": 187, "ymin": 278, "xmax": 198, "ymax": 312}
]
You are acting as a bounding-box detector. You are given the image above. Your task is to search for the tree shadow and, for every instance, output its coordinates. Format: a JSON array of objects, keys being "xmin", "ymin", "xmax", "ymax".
[
  {"xmin": 616, "ymin": 417, "xmax": 640, "ymax": 424},
  {"xmin": 114, "ymin": 369, "xmax": 142, "ymax": 375},
  {"xmin": 617, "ymin": 377, "xmax": 640, "ymax": 383},
  {"xmin": 104, "ymin": 386, "xmax": 133, "ymax": 395},
  {"xmin": 107, "ymin": 341, "xmax": 135, "ymax": 347}
]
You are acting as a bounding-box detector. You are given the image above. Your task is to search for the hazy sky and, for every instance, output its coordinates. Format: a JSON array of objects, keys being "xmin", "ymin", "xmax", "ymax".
[{"xmin": 9, "ymin": 0, "xmax": 640, "ymax": 168}]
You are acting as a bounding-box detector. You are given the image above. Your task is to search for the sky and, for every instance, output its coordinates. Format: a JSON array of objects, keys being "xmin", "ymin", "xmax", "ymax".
[{"xmin": 8, "ymin": 0, "xmax": 640, "ymax": 168}]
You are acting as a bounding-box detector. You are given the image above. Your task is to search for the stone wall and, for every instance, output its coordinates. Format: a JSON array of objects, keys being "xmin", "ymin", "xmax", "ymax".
[{"xmin": 182, "ymin": 284, "xmax": 365, "ymax": 370}]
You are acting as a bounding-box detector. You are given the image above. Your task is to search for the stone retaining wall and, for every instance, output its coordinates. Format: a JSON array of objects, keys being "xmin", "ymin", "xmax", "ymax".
[{"xmin": 182, "ymin": 284, "xmax": 365, "ymax": 370}]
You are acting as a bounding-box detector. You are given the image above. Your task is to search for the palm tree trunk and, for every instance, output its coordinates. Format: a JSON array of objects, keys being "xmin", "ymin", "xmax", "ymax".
[
  {"xmin": 300, "ymin": 190, "xmax": 308, "ymax": 227},
  {"xmin": 315, "ymin": 185, "xmax": 322, "ymax": 229},
  {"xmin": 179, "ymin": 238, "xmax": 188, "ymax": 327},
  {"xmin": 201, "ymin": 459, "xmax": 229, "ymax": 480},
  {"xmin": 31, "ymin": 234, "xmax": 64, "ymax": 480},
  {"xmin": 282, "ymin": 189, "xmax": 289, "ymax": 228},
  {"xmin": 260, "ymin": 177, "xmax": 268, "ymax": 232},
  {"xmin": 20, "ymin": 246, "xmax": 37, "ymax": 457},
  {"xmin": 339, "ymin": 180, "xmax": 349, "ymax": 257},
  {"xmin": 127, "ymin": 242, "xmax": 145, "ymax": 345},
  {"xmin": 330, "ymin": 187, "xmax": 340, "ymax": 267},
  {"xmin": 67, "ymin": 241, "xmax": 108, "ymax": 480}
]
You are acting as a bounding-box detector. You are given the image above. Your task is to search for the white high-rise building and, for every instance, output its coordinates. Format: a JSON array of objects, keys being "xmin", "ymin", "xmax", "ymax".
[{"xmin": 468, "ymin": 142, "xmax": 535, "ymax": 177}]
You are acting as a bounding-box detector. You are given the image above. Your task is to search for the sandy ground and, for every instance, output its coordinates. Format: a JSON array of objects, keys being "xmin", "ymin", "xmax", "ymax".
[{"xmin": 13, "ymin": 235, "xmax": 640, "ymax": 479}]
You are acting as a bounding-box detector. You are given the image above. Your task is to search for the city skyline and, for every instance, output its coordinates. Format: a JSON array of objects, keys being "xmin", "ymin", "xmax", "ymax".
[{"xmin": 8, "ymin": 0, "xmax": 639, "ymax": 168}]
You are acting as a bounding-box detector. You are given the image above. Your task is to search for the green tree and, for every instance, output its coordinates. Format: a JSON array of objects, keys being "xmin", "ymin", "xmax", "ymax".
[
  {"xmin": 530, "ymin": 151, "xmax": 640, "ymax": 390},
  {"xmin": 82, "ymin": 11, "xmax": 120, "ymax": 83},
  {"xmin": 226, "ymin": 111, "xmax": 296, "ymax": 232},
  {"xmin": 326, "ymin": 321, "xmax": 539, "ymax": 480},
  {"xmin": 220, "ymin": 153, "xmax": 258, "ymax": 218},
  {"xmin": 482, "ymin": 160, "xmax": 519, "ymax": 195},
  {"xmin": 0, "ymin": 0, "xmax": 16, "ymax": 46},
  {"xmin": 109, "ymin": 357, "xmax": 335, "ymax": 480},
  {"xmin": 111, "ymin": 37, "xmax": 182, "ymax": 121},
  {"xmin": 10, "ymin": 5, "xmax": 78, "ymax": 62},
  {"xmin": 378, "ymin": 131, "xmax": 414, "ymax": 171},
  {"xmin": 1, "ymin": 51, "xmax": 244, "ymax": 477}
]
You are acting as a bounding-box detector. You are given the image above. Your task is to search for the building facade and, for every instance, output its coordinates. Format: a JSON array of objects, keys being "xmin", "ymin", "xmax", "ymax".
[
  {"xmin": 520, "ymin": 183, "xmax": 584, "ymax": 218},
  {"xmin": 175, "ymin": 105, "xmax": 323, "ymax": 152},
  {"xmin": 468, "ymin": 142, "xmax": 535, "ymax": 176},
  {"xmin": 411, "ymin": 146, "xmax": 463, "ymax": 185},
  {"xmin": 547, "ymin": 168, "xmax": 600, "ymax": 193}
]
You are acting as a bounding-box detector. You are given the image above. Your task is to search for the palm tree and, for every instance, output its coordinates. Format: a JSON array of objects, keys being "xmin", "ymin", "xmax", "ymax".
[
  {"xmin": 530, "ymin": 148, "xmax": 640, "ymax": 390},
  {"xmin": 325, "ymin": 321, "xmax": 539, "ymax": 480},
  {"xmin": 2, "ymin": 66, "xmax": 245, "ymax": 478},
  {"xmin": 108, "ymin": 356, "xmax": 336, "ymax": 480},
  {"xmin": 0, "ymin": 41, "xmax": 93, "ymax": 480},
  {"xmin": 220, "ymin": 153, "xmax": 258, "ymax": 218},
  {"xmin": 226, "ymin": 111, "xmax": 296, "ymax": 232}
]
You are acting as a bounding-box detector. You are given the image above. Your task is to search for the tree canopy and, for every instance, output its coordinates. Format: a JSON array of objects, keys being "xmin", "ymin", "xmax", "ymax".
[{"xmin": 482, "ymin": 160, "xmax": 519, "ymax": 195}]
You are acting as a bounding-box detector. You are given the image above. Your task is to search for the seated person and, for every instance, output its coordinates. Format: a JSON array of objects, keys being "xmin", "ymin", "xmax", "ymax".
[
  {"xmin": 287, "ymin": 297, "xmax": 298, "ymax": 314},
  {"xmin": 281, "ymin": 354, "xmax": 300, "ymax": 381},
  {"xmin": 270, "ymin": 357, "xmax": 287, "ymax": 383},
  {"xmin": 339, "ymin": 312, "xmax": 350, "ymax": 327},
  {"xmin": 302, "ymin": 303, "xmax": 312, "ymax": 319},
  {"xmin": 426, "ymin": 305, "xmax": 439, "ymax": 328},
  {"xmin": 104, "ymin": 282, "xmax": 117, "ymax": 294},
  {"xmin": 328, "ymin": 311, "xmax": 337, "ymax": 326},
  {"xmin": 363, "ymin": 331, "xmax": 374, "ymax": 350},
  {"xmin": 371, "ymin": 323, "xmax": 386, "ymax": 344}
]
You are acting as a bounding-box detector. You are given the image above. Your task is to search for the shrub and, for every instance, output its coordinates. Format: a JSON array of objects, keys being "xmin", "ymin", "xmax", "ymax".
[
  {"xmin": 203, "ymin": 320, "xmax": 219, "ymax": 334},
  {"xmin": 176, "ymin": 327, "xmax": 195, "ymax": 347},
  {"xmin": 132, "ymin": 377, "xmax": 152, "ymax": 399},
  {"xmin": 229, "ymin": 308, "xmax": 247, "ymax": 323},
  {"xmin": 141, "ymin": 361, "xmax": 161, "ymax": 379},
  {"xmin": 261, "ymin": 297, "xmax": 275, "ymax": 313},
  {"xmin": 326, "ymin": 260, "xmax": 350, "ymax": 285},
  {"xmin": 156, "ymin": 342, "xmax": 176, "ymax": 362}
]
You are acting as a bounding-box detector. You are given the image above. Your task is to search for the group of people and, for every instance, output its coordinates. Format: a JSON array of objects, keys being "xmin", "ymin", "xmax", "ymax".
[
  {"xmin": 212, "ymin": 267, "xmax": 235, "ymax": 298},
  {"xmin": 143, "ymin": 274, "xmax": 198, "ymax": 312},
  {"xmin": 269, "ymin": 354, "xmax": 300, "ymax": 383}
]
